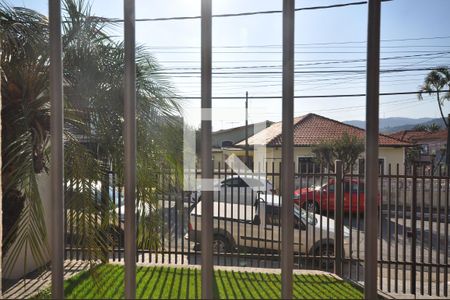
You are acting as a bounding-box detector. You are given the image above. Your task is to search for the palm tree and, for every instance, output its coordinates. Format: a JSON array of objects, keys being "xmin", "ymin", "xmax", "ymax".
[
  {"xmin": 1, "ymin": 0, "xmax": 183, "ymax": 273},
  {"xmin": 418, "ymin": 66, "xmax": 450, "ymax": 127}
]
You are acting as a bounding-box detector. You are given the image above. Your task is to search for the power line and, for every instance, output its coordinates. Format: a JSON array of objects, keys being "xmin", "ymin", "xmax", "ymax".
[
  {"xmin": 146, "ymin": 50, "xmax": 444, "ymax": 54},
  {"xmin": 159, "ymin": 52, "xmax": 450, "ymax": 71},
  {"xmin": 154, "ymin": 67, "xmax": 446, "ymax": 76},
  {"xmin": 173, "ymin": 89, "xmax": 450, "ymax": 100},
  {"xmin": 106, "ymin": 0, "xmax": 392, "ymax": 23}
]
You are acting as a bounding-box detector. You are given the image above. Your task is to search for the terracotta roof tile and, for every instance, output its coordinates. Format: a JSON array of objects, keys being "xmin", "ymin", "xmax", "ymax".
[
  {"xmin": 389, "ymin": 129, "xmax": 447, "ymax": 143},
  {"xmin": 237, "ymin": 113, "xmax": 410, "ymax": 147}
]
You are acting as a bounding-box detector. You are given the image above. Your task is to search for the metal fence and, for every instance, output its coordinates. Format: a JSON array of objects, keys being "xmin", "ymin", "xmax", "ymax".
[{"xmin": 64, "ymin": 162, "xmax": 450, "ymax": 297}]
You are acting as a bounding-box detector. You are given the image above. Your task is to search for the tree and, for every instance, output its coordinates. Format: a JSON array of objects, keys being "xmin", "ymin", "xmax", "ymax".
[
  {"xmin": 418, "ymin": 66, "xmax": 450, "ymax": 127},
  {"xmin": 1, "ymin": 0, "xmax": 182, "ymax": 272},
  {"xmin": 427, "ymin": 123, "xmax": 441, "ymax": 132},
  {"xmin": 413, "ymin": 123, "xmax": 441, "ymax": 132},
  {"xmin": 311, "ymin": 133, "xmax": 364, "ymax": 173}
]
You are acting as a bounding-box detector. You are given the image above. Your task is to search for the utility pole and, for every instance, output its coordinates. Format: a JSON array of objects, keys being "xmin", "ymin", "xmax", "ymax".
[{"xmin": 245, "ymin": 91, "xmax": 249, "ymax": 167}]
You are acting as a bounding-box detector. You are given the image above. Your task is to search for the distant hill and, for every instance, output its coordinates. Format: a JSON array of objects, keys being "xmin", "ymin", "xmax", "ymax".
[
  {"xmin": 381, "ymin": 118, "xmax": 446, "ymax": 133},
  {"xmin": 344, "ymin": 117, "xmax": 435, "ymax": 131}
]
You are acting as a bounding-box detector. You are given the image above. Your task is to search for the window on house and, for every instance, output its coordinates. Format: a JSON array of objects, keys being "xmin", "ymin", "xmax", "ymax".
[
  {"xmin": 379, "ymin": 158, "xmax": 385, "ymax": 174},
  {"xmin": 358, "ymin": 158, "xmax": 385, "ymax": 174},
  {"xmin": 298, "ymin": 157, "xmax": 320, "ymax": 174},
  {"xmin": 221, "ymin": 140, "xmax": 233, "ymax": 147},
  {"xmin": 420, "ymin": 144, "xmax": 429, "ymax": 155}
]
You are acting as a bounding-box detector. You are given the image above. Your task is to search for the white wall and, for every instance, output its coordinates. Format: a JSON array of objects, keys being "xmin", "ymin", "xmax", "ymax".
[{"xmin": 2, "ymin": 174, "xmax": 52, "ymax": 279}]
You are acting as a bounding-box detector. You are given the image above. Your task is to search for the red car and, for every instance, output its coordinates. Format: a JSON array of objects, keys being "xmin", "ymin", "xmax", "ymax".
[{"xmin": 293, "ymin": 178, "xmax": 380, "ymax": 214}]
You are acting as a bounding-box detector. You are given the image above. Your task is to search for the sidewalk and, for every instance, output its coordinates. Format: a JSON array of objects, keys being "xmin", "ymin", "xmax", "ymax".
[{"xmin": 2, "ymin": 260, "xmax": 88, "ymax": 299}]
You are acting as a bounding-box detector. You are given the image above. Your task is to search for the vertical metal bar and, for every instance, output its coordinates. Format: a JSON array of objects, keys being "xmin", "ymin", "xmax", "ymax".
[
  {"xmin": 124, "ymin": 0, "xmax": 136, "ymax": 298},
  {"xmin": 335, "ymin": 160, "xmax": 343, "ymax": 277},
  {"xmin": 411, "ymin": 164, "xmax": 417, "ymax": 295},
  {"xmin": 175, "ymin": 170, "xmax": 179, "ymax": 264},
  {"xmin": 436, "ymin": 165, "xmax": 442, "ymax": 296},
  {"xmin": 326, "ymin": 165, "xmax": 331, "ymax": 272},
  {"xmin": 194, "ymin": 170, "xmax": 198, "ymax": 265},
  {"xmin": 402, "ymin": 164, "xmax": 407, "ymax": 293},
  {"xmin": 379, "ymin": 160, "xmax": 384, "ymax": 291},
  {"xmin": 305, "ymin": 167, "xmax": 310, "ymax": 268},
  {"xmin": 420, "ymin": 166, "xmax": 425, "ymax": 295},
  {"xmin": 118, "ymin": 185, "xmax": 123, "ymax": 261},
  {"xmin": 281, "ymin": 0, "xmax": 295, "ymax": 299},
  {"xmin": 216, "ymin": 165, "xmax": 220, "ymax": 265},
  {"xmin": 388, "ymin": 164, "xmax": 392, "ymax": 292},
  {"xmin": 161, "ymin": 172, "xmax": 165, "ymax": 264},
  {"xmin": 224, "ymin": 164, "xmax": 228, "ymax": 266},
  {"xmin": 179, "ymin": 171, "xmax": 184, "ymax": 265},
  {"xmin": 167, "ymin": 168, "xmax": 171, "ymax": 263},
  {"xmin": 364, "ymin": 0, "xmax": 381, "ymax": 298},
  {"xmin": 319, "ymin": 165, "xmax": 324, "ymax": 271},
  {"xmin": 356, "ymin": 164, "xmax": 361, "ymax": 281},
  {"xmin": 281, "ymin": 1, "xmax": 295, "ymax": 296},
  {"xmin": 201, "ymin": 0, "xmax": 213, "ymax": 298},
  {"xmin": 0, "ymin": 37, "xmax": 2, "ymax": 298},
  {"xmin": 395, "ymin": 164, "xmax": 399, "ymax": 293},
  {"xmin": 312, "ymin": 165, "xmax": 316, "ymax": 268},
  {"xmin": 444, "ymin": 169, "xmax": 449, "ymax": 297},
  {"xmin": 428, "ymin": 166, "xmax": 433, "ymax": 295},
  {"xmin": 49, "ymin": 0, "xmax": 64, "ymax": 298},
  {"xmin": 245, "ymin": 91, "xmax": 249, "ymax": 166},
  {"xmin": 349, "ymin": 165, "xmax": 354, "ymax": 279}
]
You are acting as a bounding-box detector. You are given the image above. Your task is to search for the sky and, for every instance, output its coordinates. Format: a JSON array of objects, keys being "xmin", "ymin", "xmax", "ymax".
[{"xmin": 8, "ymin": 0, "xmax": 450, "ymax": 130}]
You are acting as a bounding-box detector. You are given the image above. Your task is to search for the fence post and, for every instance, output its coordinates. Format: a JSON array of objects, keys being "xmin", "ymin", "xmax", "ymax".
[
  {"xmin": 334, "ymin": 160, "xmax": 343, "ymax": 277},
  {"xmin": 410, "ymin": 164, "xmax": 417, "ymax": 295}
]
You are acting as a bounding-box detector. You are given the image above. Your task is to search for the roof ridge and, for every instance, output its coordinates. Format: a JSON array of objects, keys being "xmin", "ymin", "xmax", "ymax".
[
  {"xmin": 268, "ymin": 113, "xmax": 311, "ymax": 145},
  {"xmin": 311, "ymin": 113, "xmax": 411, "ymax": 144}
]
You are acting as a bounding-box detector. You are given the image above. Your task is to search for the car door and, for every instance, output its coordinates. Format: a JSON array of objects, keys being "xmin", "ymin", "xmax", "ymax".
[
  {"xmin": 293, "ymin": 214, "xmax": 307, "ymax": 253},
  {"xmin": 264, "ymin": 204, "xmax": 281, "ymax": 252},
  {"xmin": 322, "ymin": 181, "xmax": 336, "ymax": 211},
  {"xmin": 343, "ymin": 181, "xmax": 351, "ymax": 212}
]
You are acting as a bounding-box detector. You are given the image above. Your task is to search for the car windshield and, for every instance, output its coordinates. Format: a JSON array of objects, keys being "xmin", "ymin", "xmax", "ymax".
[{"xmin": 294, "ymin": 205, "xmax": 316, "ymax": 225}]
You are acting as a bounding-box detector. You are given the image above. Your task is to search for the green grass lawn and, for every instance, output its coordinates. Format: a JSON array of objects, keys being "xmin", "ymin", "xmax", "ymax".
[{"xmin": 34, "ymin": 264, "xmax": 363, "ymax": 299}]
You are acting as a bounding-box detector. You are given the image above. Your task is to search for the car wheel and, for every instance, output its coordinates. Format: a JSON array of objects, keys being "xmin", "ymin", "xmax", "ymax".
[
  {"xmin": 315, "ymin": 244, "xmax": 334, "ymax": 270},
  {"xmin": 304, "ymin": 200, "xmax": 319, "ymax": 214},
  {"xmin": 212, "ymin": 235, "xmax": 231, "ymax": 253}
]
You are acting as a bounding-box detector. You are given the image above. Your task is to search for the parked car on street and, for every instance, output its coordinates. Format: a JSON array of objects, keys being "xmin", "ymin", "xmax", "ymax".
[
  {"xmin": 293, "ymin": 178, "xmax": 380, "ymax": 214},
  {"xmin": 189, "ymin": 175, "xmax": 275, "ymax": 206},
  {"xmin": 186, "ymin": 194, "xmax": 350, "ymax": 268}
]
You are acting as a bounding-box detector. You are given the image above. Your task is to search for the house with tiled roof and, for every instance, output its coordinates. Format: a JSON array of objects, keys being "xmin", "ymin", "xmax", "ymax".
[
  {"xmin": 213, "ymin": 113, "xmax": 411, "ymax": 176},
  {"xmin": 389, "ymin": 129, "xmax": 447, "ymax": 169}
]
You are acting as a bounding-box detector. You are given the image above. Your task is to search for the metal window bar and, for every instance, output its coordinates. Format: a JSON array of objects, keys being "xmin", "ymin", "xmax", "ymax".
[
  {"xmin": 437, "ymin": 165, "xmax": 442, "ymax": 296},
  {"xmin": 123, "ymin": 0, "xmax": 137, "ymax": 298},
  {"xmin": 200, "ymin": 0, "xmax": 213, "ymax": 298},
  {"xmin": 379, "ymin": 165, "xmax": 384, "ymax": 291},
  {"xmin": 364, "ymin": 0, "xmax": 381, "ymax": 299},
  {"xmin": 49, "ymin": 0, "xmax": 64, "ymax": 297},
  {"xmin": 394, "ymin": 164, "xmax": 399, "ymax": 293},
  {"xmin": 281, "ymin": 0, "xmax": 295, "ymax": 297}
]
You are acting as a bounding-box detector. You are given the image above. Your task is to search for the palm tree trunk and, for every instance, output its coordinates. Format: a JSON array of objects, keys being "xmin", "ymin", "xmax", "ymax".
[{"xmin": 437, "ymin": 91, "xmax": 448, "ymax": 128}]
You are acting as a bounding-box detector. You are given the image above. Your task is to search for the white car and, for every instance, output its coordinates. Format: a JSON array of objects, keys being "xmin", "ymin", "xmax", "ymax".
[
  {"xmin": 189, "ymin": 175, "xmax": 275, "ymax": 206},
  {"xmin": 186, "ymin": 194, "xmax": 350, "ymax": 268}
]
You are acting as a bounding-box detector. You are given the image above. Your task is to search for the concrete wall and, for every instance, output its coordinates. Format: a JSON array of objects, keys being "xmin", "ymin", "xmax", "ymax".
[
  {"xmin": 2, "ymin": 174, "xmax": 51, "ymax": 279},
  {"xmin": 379, "ymin": 147, "xmax": 406, "ymax": 174}
]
